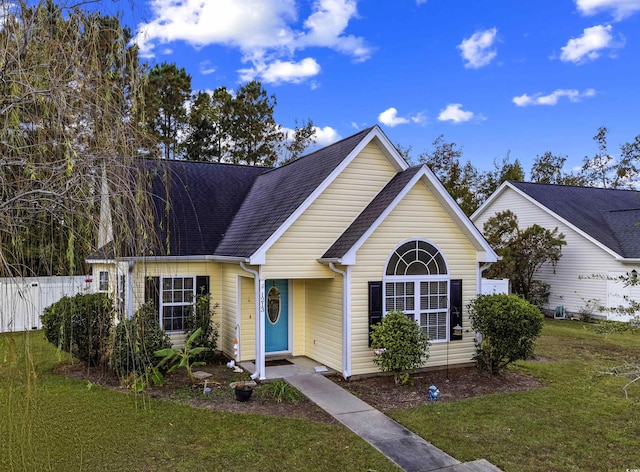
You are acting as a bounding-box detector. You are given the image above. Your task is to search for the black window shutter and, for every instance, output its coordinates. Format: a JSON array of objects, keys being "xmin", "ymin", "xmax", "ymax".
[
  {"xmin": 145, "ymin": 276, "xmax": 160, "ymax": 310},
  {"xmin": 450, "ymin": 279, "xmax": 463, "ymax": 341},
  {"xmin": 368, "ymin": 281, "xmax": 383, "ymax": 346},
  {"xmin": 196, "ymin": 276, "xmax": 210, "ymax": 297}
]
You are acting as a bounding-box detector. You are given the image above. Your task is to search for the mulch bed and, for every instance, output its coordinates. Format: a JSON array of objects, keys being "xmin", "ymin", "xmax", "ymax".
[{"xmin": 54, "ymin": 357, "xmax": 542, "ymax": 423}]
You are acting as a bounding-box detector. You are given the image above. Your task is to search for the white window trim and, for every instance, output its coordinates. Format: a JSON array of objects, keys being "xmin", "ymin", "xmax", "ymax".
[
  {"xmin": 98, "ymin": 271, "xmax": 109, "ymax": 292},
  {"xmin": 159, "ymin": 275, "xmax": 196, "ymax": 333},
  {"xmin": 382, "ymin": 240, "xmax": 450, "ymax": 342}
]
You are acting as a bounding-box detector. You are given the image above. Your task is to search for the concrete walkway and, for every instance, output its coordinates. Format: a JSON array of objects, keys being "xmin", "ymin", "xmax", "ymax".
[{"xmin": 285, "ymin": 373, "xmax": 502, "ymax": 472}]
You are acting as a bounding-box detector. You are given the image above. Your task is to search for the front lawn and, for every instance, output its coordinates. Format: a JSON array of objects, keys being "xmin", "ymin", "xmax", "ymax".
[
  {"xmin": 390, "ymin": 319, "xmax": 640, "ymax": 472},
  {"xmin": 3, "ymin": 320, "xmax": 639, "ymax": 471},
  {"xmin": 0, "ymin": 331, "xmax": 397, "ymax": 471}
]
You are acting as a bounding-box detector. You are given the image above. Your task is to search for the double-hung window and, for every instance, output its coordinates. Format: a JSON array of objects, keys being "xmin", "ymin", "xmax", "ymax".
[
  {"xmin": 160, "ymin": 276, "xmax": 195, "ymax": 332},
  {"xmin": 98, "ymin": 271, "xmax": 109, "ymax": 292},
  {"xmin": 383, "ymin": 240, "xmax": 450, "ymax": 341}
]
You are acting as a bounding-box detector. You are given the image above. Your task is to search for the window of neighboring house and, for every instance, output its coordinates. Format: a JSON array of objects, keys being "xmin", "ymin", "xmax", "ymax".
[
  {"xmin": 383, "ymin": 240, "xmax": 450, "ymax": 341},
  {"xmin": 98, "ymin": 271, "xmax": 109, "ymax": 292},
  {"xmin": 118, "ymin": 274, "xmax": 126, "ymax": 314},
  {"xmin": 160, "ymin": 276, "xmax": 195, "ymax": 332}
]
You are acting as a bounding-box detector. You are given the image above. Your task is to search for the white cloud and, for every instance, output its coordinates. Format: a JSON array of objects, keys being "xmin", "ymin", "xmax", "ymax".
[
  {"xmin": 239, "ymin": 57, "xmax": 321, "ymax": 84},
  {"xmin": 437, "ymin": 104, "xmax": 476, "ymax": 123},
  {"xmin": 378, "ymin": 107, "xmax": 425, "ymax": 127},
  {"xmin": 313, "ymin": 126, "xmax": 341, "ymax": 146},
  {"xmin": 512, "ymin": 88, "xmax": 597, "ymax": 106},
  {"xmin": 378, "ymin": 108, "xmax": 408, "ymax": 127},
  {"xmin": 575, "ymin": 0, "xmax": 640, "ymax": 20},
  {"xmin": 458, "ymin": 28, "xmax": 498, "ymax": 69},
  {"xmin": 134, "ymin": 0, "xmax": 370, "ymax": 83},
  {"xmin": 199, "ymin": 61, "xmax": 216, "ymax": 75},
  {"xmin": 560, "ymin": 24, "xmax": 623, "ymax": 63}
]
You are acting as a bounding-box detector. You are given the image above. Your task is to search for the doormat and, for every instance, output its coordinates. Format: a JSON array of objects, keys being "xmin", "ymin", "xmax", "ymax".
[{"xmin": 265, "ymin": 359, "xmax": 294, "ymax": 367}]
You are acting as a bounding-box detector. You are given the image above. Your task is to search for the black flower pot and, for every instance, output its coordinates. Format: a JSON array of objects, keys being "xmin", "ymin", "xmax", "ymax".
[{"xmin": 234, "ymin": 387, "xmax": 253, "ymax": 402}]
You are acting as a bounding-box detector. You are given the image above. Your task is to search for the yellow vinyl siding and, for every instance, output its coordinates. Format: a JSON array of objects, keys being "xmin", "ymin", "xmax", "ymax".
[
  {"xmin": 263, "ymin": 142, "xmax": 398, "ymax": 279},
  {"xmin": 350, "ymin": 181, "xmax": 479, "ymax": 376},
  {"xmin": 292, "ymin": 279, "xmax": 306, "ymax": 356},
  {"xmin": 129, "ymin": 261, "xmax": 222, "ymax": 348},
  {"xmin": 304, "ymin": 277, "xmax": 343, "ymax": 371}
]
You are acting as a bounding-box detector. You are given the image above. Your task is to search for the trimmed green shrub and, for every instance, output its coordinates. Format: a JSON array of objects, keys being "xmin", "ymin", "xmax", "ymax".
[
  {"xmin": 41, "ymin": 292, "xmax": 113, "ymax": 366},
  {"xmin": 468, "ymin": 294, "xmax": 544, "ymax": 375},
  {"xmin": 184, "ymin": 294, "xmax": 219, "ymax": 362},
  {"xmin": 110, "ymin": 301, "xmax": 171, "ymax": 380},
  {"xmin": 370, "ymin": 310, "xmax": 430, "ymax": 385}
]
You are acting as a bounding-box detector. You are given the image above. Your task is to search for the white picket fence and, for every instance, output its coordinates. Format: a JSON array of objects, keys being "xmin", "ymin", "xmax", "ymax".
[{"xmin": 0, "ymin": 276, "xmax": 93, "ymax": 333}]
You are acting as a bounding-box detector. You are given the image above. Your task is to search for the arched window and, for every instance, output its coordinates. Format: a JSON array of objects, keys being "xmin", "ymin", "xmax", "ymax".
[{"xmin": 384, "ymin": 240, "xmax": 449, "ymax": 341}]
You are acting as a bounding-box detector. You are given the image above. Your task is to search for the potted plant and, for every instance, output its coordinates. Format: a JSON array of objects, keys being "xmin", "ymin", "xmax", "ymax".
[{"xmin": 230, "ymin": 380, "xmax": 257, "ymax": 402}]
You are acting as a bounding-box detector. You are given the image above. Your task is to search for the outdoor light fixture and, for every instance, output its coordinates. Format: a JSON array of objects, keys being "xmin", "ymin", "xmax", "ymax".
[{"xmin": 453, "ymin": 324, "xmax": 463, "ymax": 337}]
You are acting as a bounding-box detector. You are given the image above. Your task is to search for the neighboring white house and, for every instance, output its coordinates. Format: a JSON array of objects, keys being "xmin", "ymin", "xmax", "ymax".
[{"xmin": 472, "ymin": 181, "xmax": 640, "ymax": 322}]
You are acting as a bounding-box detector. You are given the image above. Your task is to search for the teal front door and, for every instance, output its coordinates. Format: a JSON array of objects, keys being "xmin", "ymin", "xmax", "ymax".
[{"xmin": 265, "ymin": 280, "xmax": 289, "ymax": 353}]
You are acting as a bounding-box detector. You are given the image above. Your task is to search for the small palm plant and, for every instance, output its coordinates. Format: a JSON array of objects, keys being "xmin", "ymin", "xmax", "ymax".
[{"xmin": 155, "ymin": 328, "xmax": 207, "ymax": 384}]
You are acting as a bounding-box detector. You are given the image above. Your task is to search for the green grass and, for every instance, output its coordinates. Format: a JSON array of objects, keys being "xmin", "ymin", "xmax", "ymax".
[
  {"xmin": 4, "ymin": 321, "xmax": 639, "ymax": 471},
  {"xmin": 0, "ymin": 331, "xmax": 397, "ymax": 472},
  {"xmin": 390, "ymin": 319, "xmax": 640, "ymax": 472}
]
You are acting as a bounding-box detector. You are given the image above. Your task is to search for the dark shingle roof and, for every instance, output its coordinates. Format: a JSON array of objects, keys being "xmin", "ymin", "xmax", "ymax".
[
  {"xmin": 214, "ymin": 127, "xmax": 375, "ymax": 257},
  {"xmin": 322, "ymin": 166, "xmax": 423, "ymax": 259},
  {"xmin": 142, "ymin": 159, "xmax": 267, "ymax": 256},
  {"xmin": 510, "ymin": 181, "xmax": 640, "ymax": 258}
]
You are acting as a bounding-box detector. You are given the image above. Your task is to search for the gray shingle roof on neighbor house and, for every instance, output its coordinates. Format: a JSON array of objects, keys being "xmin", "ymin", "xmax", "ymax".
[
  {"xmin": 322, "ymin": 165, "xmax": 423, "ymax": 259},
  {"xmin": 510, "ymin": 181, "xmax": 640, "ymax": 258}
]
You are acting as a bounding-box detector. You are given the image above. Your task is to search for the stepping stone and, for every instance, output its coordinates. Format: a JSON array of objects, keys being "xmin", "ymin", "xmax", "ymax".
[{"xmin": 193, "ymin": 371, "xmax": 213, "ymax": 380}]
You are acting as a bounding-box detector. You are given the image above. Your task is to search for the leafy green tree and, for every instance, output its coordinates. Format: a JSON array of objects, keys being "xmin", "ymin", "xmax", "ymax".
[
  {"xmin": 479, "ymin": 153, "xmax": 525, "ymax": 202},
  {"xmin": 420, "ymin": 135, "xmax": 481, "ymax": 215},
  {"xmin": 183, "ymin": 82, "xmax": 315, "ymax": 165},
  {"xmin": 183, "ymin": 87, "xmax": 234, "ymax": 162},
  {"xmin": 227, "ymin": 80, "xmax": 283, "ymax": 166},
  {"xmin": 482, "ymin": 210, "xmax": 566, "ymax": 306},
  {"xmin": 279, "ymin": 119, "xmax": 317, "ymax": 165},
  {"xmin": 468, "ymin": 294, "xmax": 544, "ymax": 374},
  {"xmin": 143, "ymin": 62, "xmax": 192, "ymax": 159},
  {"xmin": 579, "ymin": 127, "xmax": 640, "ymax": 189},
  {"xmin": 370, "ymin": 310, "xmax": 430, "ymax": 385},
  {"xmin": 530, "ymin": 151, "xmax": 585, "ymax": 185}
]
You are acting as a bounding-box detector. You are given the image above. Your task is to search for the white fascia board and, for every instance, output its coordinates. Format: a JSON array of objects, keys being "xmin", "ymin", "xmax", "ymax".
[
  {"xmin": 504, "ymin": 183, "xmax": 625, "ymax": 261},
  {"xmin": 470, "ymin": 181, "xmax": 512, "ymax": 221},
  {"xmin": 341, "ymin": 166, "xmax": 498, "ymax": 264},
  {"xmin": 85, "ymin": 258, "xmax": 115, "ymax": 264},
  {"xmin": 250, "ymin": 126, "xmax": 408, "ymax": 264},
  {"xmin": 422, "ymin": 168, "xmax": 498, "ymax": 261}
]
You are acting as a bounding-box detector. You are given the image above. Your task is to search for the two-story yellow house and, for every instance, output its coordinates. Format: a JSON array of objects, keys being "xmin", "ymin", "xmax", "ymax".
[{"xmin": 88, "ymin": 126, "xmax": 497, "ymax": 379}]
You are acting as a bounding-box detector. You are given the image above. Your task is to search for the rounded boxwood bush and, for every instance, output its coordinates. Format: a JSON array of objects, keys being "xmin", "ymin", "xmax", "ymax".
[
  {"xmin": 370, "ymin": 310, "xmax": 430, "ymax": 385},
  {"xmin": 41, "ymin": 292, "xmax": 113, "ymax": 366},
  {"xmin": 468, "ymin": 294, "xmax": 544, "ymax": 374}
]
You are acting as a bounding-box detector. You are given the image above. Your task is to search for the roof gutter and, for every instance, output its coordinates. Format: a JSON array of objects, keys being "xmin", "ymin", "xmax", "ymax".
[{"xmin": 87, "ymin": 254, "xmax": 251, "ymax": 264}]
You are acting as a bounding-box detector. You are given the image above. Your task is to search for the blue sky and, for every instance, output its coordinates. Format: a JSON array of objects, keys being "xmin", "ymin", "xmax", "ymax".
[{"xmin": 118, "ymin": 0, "xmax": 640, "ymax": 174}]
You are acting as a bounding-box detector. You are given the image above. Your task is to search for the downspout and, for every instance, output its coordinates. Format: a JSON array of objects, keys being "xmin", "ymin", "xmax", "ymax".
[
  {"xmin": 329, "ymin": 262, "xmax": 351, "ymax": 379},
  {"xmin": 127, "ymin": 261, "xmax": 134, "ymax": 319},
  {"xmin": 240, "ymin": 262, "xmax": 265, "ymax": 380},
  {"xmin": 478, "ymin": 263, "xmax": 492, "ymax": 295}
]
